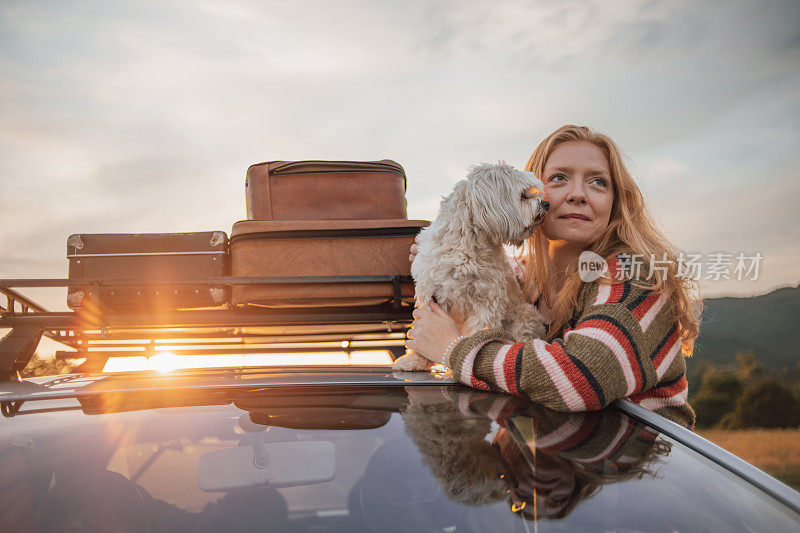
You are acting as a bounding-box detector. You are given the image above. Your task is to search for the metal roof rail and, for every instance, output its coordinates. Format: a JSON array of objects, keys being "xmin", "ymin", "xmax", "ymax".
[
  {"xmin": 0, "ymin": 275, "xmax": 415, "ymax": 380},
  {"xmin": 614, "ymin": 399, "xmax": 800, "ymax": 514}
]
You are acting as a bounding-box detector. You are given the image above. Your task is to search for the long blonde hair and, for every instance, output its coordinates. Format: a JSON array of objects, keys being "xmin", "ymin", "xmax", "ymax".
[{"xmin": 521, "ymin": 125, "xmax": 701, "ymax": 355}]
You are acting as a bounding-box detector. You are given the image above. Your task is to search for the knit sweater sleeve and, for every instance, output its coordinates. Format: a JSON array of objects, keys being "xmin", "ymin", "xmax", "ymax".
[{"xmin": 447, "ymin": 278, "xmax": 693, "ymax": 426}]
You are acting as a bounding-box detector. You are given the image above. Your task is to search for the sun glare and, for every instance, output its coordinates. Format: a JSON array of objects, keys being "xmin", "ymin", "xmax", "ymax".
[
  {"xmin": 101, "ymin": 350, "xmax": 394, "ymax": 373},
  {"xmin": 148, "ymin": 352, "xmax": 180, "ymax": 373}
]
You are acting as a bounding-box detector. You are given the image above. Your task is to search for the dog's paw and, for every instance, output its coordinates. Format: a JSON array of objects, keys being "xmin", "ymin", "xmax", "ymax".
[
  {"xmin": 506, "ymin": 302, "xmax": 547, "ymax": 341},
  {"xmin": 514, "ymin": 319, "xmax": 546, "ymax": 341},
  {"xmin": 392, "ymin": 352, "xmax": 435, "ymax": 372}
]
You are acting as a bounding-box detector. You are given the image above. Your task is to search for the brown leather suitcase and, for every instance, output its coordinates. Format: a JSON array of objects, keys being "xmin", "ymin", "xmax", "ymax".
[
  {"xmin": 67, "ymin": 231, "xmax": 229, "ymax": 310},
  {"xmin": 229, "ymin": 219, "xmax": 428, "ymax": 307},
  {"xmin": 245, "ymin": 160, "xmax": 407, "ymax": 220}
]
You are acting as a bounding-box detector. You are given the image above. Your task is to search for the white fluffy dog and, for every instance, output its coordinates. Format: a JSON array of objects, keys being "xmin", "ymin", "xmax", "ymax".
[{"xmin": 393, "ymin": 162, "xmax": 549, "ymax": 371}]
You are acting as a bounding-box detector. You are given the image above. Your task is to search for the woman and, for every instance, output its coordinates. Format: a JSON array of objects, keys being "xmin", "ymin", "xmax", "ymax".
[{"xmin": 405, "ymin": 125, "xmax": 700, "ymax": 428}]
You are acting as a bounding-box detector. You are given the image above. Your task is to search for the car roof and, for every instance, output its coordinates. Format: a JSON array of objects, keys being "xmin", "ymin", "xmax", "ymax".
[
  {"xmin": 1, "ymin": 368, "xmax": 798, "ymax": 531},
  {"xmin": 2, "ymin": 366, "xmax": 800, "ymax": 519}
]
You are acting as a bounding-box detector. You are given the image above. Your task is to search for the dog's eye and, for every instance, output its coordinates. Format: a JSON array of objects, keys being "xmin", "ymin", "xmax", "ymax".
[{"xmin": 521, "ymin": 187, "xmax": 541, "ymax": 199}]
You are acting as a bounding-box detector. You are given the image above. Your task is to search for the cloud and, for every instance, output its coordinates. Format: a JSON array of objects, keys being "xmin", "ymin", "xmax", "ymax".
[{"xmin": 0, "ymin": 0, "xmax": 798, "ymax": 301}]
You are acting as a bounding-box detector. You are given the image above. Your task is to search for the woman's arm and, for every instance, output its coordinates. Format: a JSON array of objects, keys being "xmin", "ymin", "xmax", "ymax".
[{"xmin": 446, "ymin": 280, "xmax": 688, "ymax": 414}]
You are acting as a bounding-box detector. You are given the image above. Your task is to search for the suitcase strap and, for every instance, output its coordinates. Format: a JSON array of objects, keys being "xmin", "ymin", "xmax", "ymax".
[
  {"xmin": 68, "ymin": 251, "xmax": 226, "ymax": 258},
  {"xmin": 230, "ymin": 227, "xmax": 421, "ymax": 244}
]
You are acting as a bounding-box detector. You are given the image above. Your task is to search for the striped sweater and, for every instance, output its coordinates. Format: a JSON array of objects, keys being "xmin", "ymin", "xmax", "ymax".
[{"xmin": 448, "ymin": 261, "xmax": 695, "ymax": 428}]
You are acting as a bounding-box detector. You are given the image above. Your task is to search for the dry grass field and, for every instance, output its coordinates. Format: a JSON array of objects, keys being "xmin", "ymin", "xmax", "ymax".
[{"xmin": 696, "ymin": 428, "xmax": 800, "ymax": 491}]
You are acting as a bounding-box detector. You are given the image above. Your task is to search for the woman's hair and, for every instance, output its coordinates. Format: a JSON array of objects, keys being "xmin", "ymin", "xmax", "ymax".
[{"xmin": 521, "ymin": 125, "xmax": 701, "ymax": 355}]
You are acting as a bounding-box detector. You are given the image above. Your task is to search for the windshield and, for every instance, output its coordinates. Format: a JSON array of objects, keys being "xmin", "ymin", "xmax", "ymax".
[{"xmin": 1, "ymin": 384, "xmax": 797, "ymax": 532}]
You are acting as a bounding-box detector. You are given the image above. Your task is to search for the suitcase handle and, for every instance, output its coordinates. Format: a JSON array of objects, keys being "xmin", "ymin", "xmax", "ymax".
[{"xmin": 270, "ymin": 160, "xmax": 405, "ymax": 181}]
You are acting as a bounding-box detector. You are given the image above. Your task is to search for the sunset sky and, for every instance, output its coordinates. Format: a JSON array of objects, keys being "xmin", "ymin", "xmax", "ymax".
[{"xmin": 1, "ymin": 0, "xmax": 798, "ymax": 312}]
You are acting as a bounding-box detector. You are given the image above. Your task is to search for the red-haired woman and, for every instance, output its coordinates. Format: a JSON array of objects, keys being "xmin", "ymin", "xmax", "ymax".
[{"xmin": 406, "ymin": 125, "xmax": 701, "ymax": 428}]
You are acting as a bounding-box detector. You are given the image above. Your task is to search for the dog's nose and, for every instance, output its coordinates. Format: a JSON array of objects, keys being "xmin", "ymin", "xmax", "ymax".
[{"xmin": 541, "ymin": 200, "xmax": 550, "ymax": 210}]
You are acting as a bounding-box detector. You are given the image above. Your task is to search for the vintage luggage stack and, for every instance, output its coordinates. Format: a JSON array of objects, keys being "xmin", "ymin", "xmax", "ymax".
[
  {"xmin": 67, "ymin": 231, "xmax": 229, "ymax": 310},
  {"xmin": 233, "ymin": 159, "xmax": 428, "ymax": 308},
  {"xmin": 245, "ymin": 159, "xmax": 408, "ymax": 220},
  {"xmin": 64, "ymin": 159, "xmax": 426, "ymax": 311}
]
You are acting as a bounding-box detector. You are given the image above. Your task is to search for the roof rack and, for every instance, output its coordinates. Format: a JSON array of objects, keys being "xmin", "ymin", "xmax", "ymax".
[{"xmin": 0, "ymin": 275, "xmax": 414, "ymax": 380}]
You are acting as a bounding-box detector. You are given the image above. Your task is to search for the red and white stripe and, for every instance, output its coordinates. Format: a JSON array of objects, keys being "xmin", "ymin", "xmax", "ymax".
[
  {"xmin": 634, "ymin": 378, "xmax": 688, "ymax": 411},
  {"xmin": 636, "ymin": 386, "xmax": 688, "ymax": 411},
  {"xmin": 639, "ymin": 292, "xmax": 668, "ymax": 331},
  {"xmin": 654, "ymin": 335, "xmax": 682, "ymax": 380},
  {"xmin": 490, "ymin": 343, "xmax": 515, "ymax": 393},
  {"xmin": 531, "ymin": 338, "xmax": 587, "ymax": 411},
  {"xmin": 565, "ymin": 326, "xmax": 638, "ymax": 396},
  {"xmin": 594, "ymin": 283, "xmax": 612, "ymax": 305},
  {"xmin": 631, "ymin": 292, "xmax": 659, "ymax": 321},
  {"xmin": 458, "ymin": 338, "xmax": 504, "ymax": 390}
]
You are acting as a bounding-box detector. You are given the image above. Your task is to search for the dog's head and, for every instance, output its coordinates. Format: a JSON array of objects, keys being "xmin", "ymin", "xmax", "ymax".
[{"xmin": 455, "ymin": 162, "xmax": 549, "ymax": 246}]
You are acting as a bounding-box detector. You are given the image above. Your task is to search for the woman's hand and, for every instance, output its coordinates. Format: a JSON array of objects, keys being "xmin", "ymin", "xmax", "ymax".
[
  {"xmin": 405, "ymin": 300, "xmax": 464, "ymax": 365},
  {"xmin": 409, "ymin": 235, "xmax": 420, "ymax": 264}
]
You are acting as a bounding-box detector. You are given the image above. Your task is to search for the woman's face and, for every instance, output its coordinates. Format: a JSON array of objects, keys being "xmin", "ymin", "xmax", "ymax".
[{"xmin": 539, "ymin": 141, "xmax": 614, "ymax": 247}]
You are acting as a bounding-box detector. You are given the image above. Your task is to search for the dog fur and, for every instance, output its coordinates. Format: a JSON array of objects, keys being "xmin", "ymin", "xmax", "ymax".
[
  {"xmin": 393, "ymin": 162, "xmax": 549, "ymax": 371},
  {"xmin": 401, "ymin": 402, "xmax": 509, "ymax": 506}
]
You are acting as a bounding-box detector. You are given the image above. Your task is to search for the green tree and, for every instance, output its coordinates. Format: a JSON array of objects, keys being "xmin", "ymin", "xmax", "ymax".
[
  {"xmin": 686, "ymin": 359, "xmax": 710, "ymax": 396},
  {"xmin": 729, "ymin": 378, "xmax": 800, "ymax": 429},
  {"xmin": 691, "ymin": 366, "xmax": 743, "ymax": 427},
  {"xmin": 735, "ymin": 351, "xmax": 764, "ymax": 383}
]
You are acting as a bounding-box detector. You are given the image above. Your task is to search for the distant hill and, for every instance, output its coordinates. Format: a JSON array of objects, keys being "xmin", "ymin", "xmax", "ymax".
[{"xmin": 692, "ymin": 285, "xmax": 800, "ymax": 372}]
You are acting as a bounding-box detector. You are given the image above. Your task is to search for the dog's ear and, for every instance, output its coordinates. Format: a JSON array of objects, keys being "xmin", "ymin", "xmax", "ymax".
[
  {"xmin": 437, "ymin": 179, "xmax": 475, "ymax": 237},
  {"xmin": 465, "ymin": 164, "xmax": 520, "ymax": 242}
]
